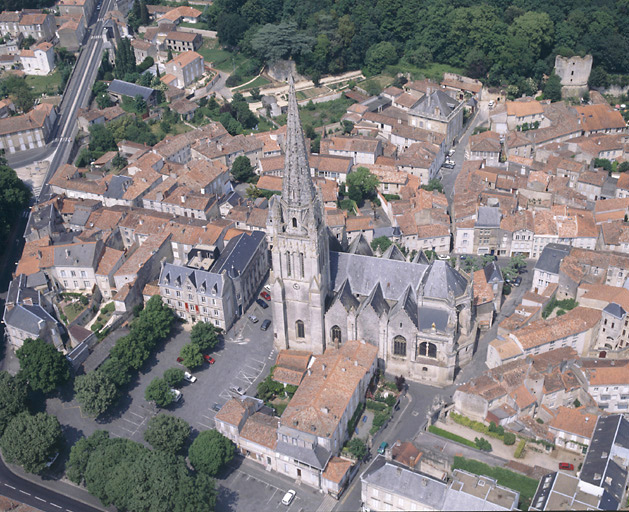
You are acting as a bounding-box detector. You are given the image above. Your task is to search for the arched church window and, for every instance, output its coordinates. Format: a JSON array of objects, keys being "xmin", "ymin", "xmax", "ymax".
[
  {"xmin": 300, "ymin": 253, "xmax": 305, "ymax": 278},
  {"xmin": 418, "ymin": 342, "xmax": 437, "ymax": 358},
  {"xmin": 393, "ymin": 336, "xmax": 406, "ymax": 357},
  {"xmin": 296, "ymin": 320, "xmax": 305, "ymax": 339},
  {"xmin": 286, "ymin": 252, "xmax": 292, "ymax": 277},
  {"xmin": 292, "ymin": 217, "xmax": 297, "ymax": 228},
  {"xmin": 331, "ymin": 325, "xmax": 342, "ymax": 345}
]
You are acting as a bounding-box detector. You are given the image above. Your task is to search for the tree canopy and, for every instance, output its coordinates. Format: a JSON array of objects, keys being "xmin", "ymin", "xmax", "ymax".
[
  {"xmin": 188, "ymin": 429, "xmax": 235, "ymax": 476},
  {"xmin": 144, "ymin": 414, "xmax": 190, "ymax": 454},
  {"xmin": 0, "ymin": 156, "xmax": 31, "ymax": 241},
  {"xmin": 0, "ymin": 371, "xmax": 28, "ymax": 436},
  {"xmin": 190, "ymin": 322, "xmax": 221, "ymax": 352},
  {"xmin": 145, "ymin": 378, "xmax": 174, "ymax": 408},
  {"xmin": 0, "ymin": 412, "xmax": 62, "ymax": 474},
  {"xmin": 75, "ymin": 371, "xmax": 119, "ymax": 417},
  {"xmin": 16, "ymin": 338, "xmax": 70, "ymax": 394},
  {"xmin": 346, "ymin": 166, "xmax": 379, "ymax": 205}
]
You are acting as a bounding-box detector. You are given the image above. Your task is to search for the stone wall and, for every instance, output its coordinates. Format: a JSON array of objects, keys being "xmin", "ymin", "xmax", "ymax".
[{"xmin": 554, "ymin": 55, "xmax": 592, "ymax": 98}]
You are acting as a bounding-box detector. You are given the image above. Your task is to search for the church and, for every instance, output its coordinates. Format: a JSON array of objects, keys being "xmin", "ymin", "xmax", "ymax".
[{"xmin": 266, "ymin": 78, "xmax": 478, "ymax": 387}]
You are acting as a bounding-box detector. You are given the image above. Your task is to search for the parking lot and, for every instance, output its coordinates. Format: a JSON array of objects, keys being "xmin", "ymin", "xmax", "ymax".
[
  {"xmin": 217, "ymin": 458, "xmax": 327, "ymax": 512},
  {"xmin": 46, "ymin": 293, "xmax": 276, "ymax": 444}
]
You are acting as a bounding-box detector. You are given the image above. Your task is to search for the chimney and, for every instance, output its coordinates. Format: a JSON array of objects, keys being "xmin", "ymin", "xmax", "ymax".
[
  {"xmin": 65, "ymin": 249, "xmax": 71, "ymax": 257},
  {"xmin": 181, "ymin": 195, "xmax": 186, "ymax": 204},
  {"xmin": 307, "ymin": 369, "xmax": 312, "ymax": 376},
  {"xmin": 322, "ymin": 364, "xmax": 327, "ymax": 372},
  {"xmin": 201, "ymin": 188, "xmax": 206, "ymax": 195}
]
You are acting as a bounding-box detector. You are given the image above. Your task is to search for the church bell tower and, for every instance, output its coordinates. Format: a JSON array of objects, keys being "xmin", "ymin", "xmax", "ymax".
[{"xmin": 267, "ymin": 76, "xmax": 330, "ymax": 354}]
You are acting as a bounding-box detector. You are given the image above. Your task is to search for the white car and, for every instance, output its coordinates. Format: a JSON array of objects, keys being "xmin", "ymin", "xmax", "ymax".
[
  {"xmin": 230, "ymin": 386, "xmax": 245, "ymax": 396},
  {"xmin": 170, "ymin": 388, "xmax": 182, "ymax": 402},
  {"xmin": 281, "ymin": 490, "xmax": 296, "ymax": 506},
  {"xmin": 264, "ymin": 284, "xmax": 271, "ymax": 292},
  {"xmin": 437, "ymin": 254, "xmax": 450, "ymax": 260},
  {"xmin": 184, "ymin": 371, "xmax": 197, "ymax": 383}
]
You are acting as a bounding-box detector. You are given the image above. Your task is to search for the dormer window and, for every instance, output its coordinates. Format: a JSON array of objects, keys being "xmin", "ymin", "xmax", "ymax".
[{"xmin": 292, "ymin": 217, "xmax": 297, "ymax": 228}]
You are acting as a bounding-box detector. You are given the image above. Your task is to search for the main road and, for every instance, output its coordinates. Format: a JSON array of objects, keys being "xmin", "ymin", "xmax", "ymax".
[{"xmin": 7, "ymin": 0, "xmax": 115, "ymax": 201}]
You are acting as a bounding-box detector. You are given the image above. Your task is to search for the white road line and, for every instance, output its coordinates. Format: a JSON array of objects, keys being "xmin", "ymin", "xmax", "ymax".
[
  {"xmin": 35, "ymin": 496, "xmax": 46, "ymax": 502},
  {"xmin": 19, "ymin": 490, "xmax": 31, "ymax": 495},
  {"xmin": 4, "ymin": 484, "xmax": 15, "ymax": 489},
  {"xmin": 198, "ymin": 422, "xmax": 213, "ymax": 429},
  {"xmin": 129, "ymin": 411, "xmax": 144, "ymax": 419},
  {"xmin": 122, "ymin": 417, "xmax": 141, "ymax": 426},
  {"xmin": 50, "ymin": 504, "xmax": 62, "ymax": 509},
  {"xmin": 202, "ymin": 414, "xmax": 214, "ymax": 420},
  {"xmin": 118, "ymin": 425, "xmax": 135, "ymax": 434}
]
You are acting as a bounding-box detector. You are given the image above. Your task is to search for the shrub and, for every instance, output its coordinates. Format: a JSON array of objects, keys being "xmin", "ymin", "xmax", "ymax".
[
  {"xmin": 366, "ymin": 400, "xmax": 388, "ymax": 412},
  {"xmin": 163, "ymin": 368, "xmax": 185, "ymax": 388},
  {"xmin": 514, "ymin": 439, "xmax": 526, "ymax": 458},
  {"xmin": 347, "ymin": 402, "xmax": 365, "ymax": 436},
  {"xmin": 503, "ymin": 432, "xmax": 516, "ymax": 445},
  {"xmin": 474, "ymin": 437, "xmax": 492, "ymax": 452},
  {"xmin": 370, "ymin": 409, "xmax": 391, "ymax": 434},
  {"xmin": 384, "ymin": 395, "xmax": 397, "ymax": 407},
  {"xmin": 346, "ymin": 438, "xmax": 367, "ymax": 459}
]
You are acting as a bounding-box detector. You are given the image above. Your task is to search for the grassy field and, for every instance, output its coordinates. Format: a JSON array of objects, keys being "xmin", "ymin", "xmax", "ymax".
[
  {"xmin": 297, "ymin": 96, "xmax": 355, "ymax": 128},
  {"xmin": 26, "ymin": 70, "xmax": 62, "ymax": 96},
  {"xmin": 63, "ymin": 302, "xmax": 86, "ymax": 323},
  {"xmin": 428, "ymin": 425, "xmax": 476, "ymax": 448},
  {"xmin": 197, "ymin": 38, "xmax": 248, "ymax": 73},
  {"xmin": 150, "ymin": 122, "xmax": 192, "ymax": 138},
  {"xmin": 452, "ymin": 456, "xmax": 539, "ymax": 511},
  {"xmin": 233, "ymin": 75, "xmax": 271, "ymax": 92},
  {"xmin": 296, "ymin": 86, "xmax": 330, "ymax": 100}
]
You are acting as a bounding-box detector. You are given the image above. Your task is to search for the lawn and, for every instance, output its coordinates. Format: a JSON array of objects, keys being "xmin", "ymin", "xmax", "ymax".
[
  {"xmin": 197, "ymin": 38, "xmax": 248, "ymax": 73},
  {"xmin": 297, "ymin": 96, "xmax": 355, "ymax": 129},
  {"xmin": 150, "ymin": 122, "xmax": 192, "ymax": 138},
  {"xmin": 63, "ymin": 301, "xmax": 86, "ymax": 323},
  {"xmin": 358, "ymin": 74, "xmax": 394, "ymax": 95},
  {"xmin": 233, "ymin": 75, "xmax": 271, "ymax": 92},
  {"xmin": 26, "ymin": 69, "xmax": 63, "ymax": 96},
  {"xmin": 452, "ymin": 456, "xmax": 539, "ymax": 511},
  {"xmin": 428, "ymin": 425, "xmax": 476, "ymax": 448},
  {"xmin": 296, "ymin": 86, "xmax": 330, "ymax": 100}
]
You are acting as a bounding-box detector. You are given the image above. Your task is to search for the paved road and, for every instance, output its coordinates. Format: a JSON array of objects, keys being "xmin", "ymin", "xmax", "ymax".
[{"xmin": 0, "ymin": 457, "xmax": 105, "ymax": 512}]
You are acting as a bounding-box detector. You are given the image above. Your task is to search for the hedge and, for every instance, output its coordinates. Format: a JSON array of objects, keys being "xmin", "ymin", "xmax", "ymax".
[
  {"xmin": 514, "ymin": 439, "xmax": 526, "ymax": 459},
  {"xmin": 451, "ymin": 413, "xmax": 515, "ymax": 445},
  {"xmin": 366, "ymin": 400, "xmax": 388, "ymax": 412},
  {"xmin": 428, "ymin": 425, "xmax": 476, "ymax": 448},
  {"xmin": 452, "ymin": 456, "xmax": 538, "ymax": 510}
]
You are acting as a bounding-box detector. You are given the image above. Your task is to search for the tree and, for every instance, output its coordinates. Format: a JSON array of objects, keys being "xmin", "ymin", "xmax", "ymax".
[
  {"xmin": 618, "ymin": 162, "xmax": 629, "ymax": 173},
  {"xmin": 346, "ymin": 437, "xmax": 367, "ymax": 459},
  {"xmin": 179, "ymin": 343, "xmax": 204, "ymax": 370},
  {"xmin": 190, "ymin": 322, "xmax": 221, "ymax": 352},
  {"xmin": 145, "ymin": 378, "xmax": 174, "ymax": 408},
  {"xmin": 20, "ymin": 35, "xmax": 35, "ymax": 49},
  {"xmin": 217, "ymin": 12, "xmax": 248, "ymax": 48},
  {"xmin": 89, "ymin": 124, "xmax": 117, "ymax": 154},
  {"xmin": 421, "ymin": 178, "xmax": 444, "ymax": 193},
  {"xmin": 144, "ymin": 414, "xmax": 190, "ymax": 454},
  {"xmin": 0, "ymin": 75, "xmax": 34, "ymax": 113},
  {"xmin": 139, "ymin": 0, "xmax": 149, "ymax": 26},
  {"xmin": 134, "ymin": 94, "xmax": 147, "ymax": 115},
  {"xmin": 0, "ymin": 412, "xmax": 62, "ymax": 474},
  {"xmin": 16, "ymin": 338, "xmax": 70, "ymax": 394},
  {"xmin": 503, "ymin": 432, "xmax": 516, "ymax": 445},
  {"xmin": 251, "ymin": 21, "xmax": 314, "ymax": 63},
  {"xmin": 164, "ymin": 368, "xmax": 185, "ymax": 389},
  {"xmin": 112, "ymin": 153, "xmax": 128, "ymax": 171},
  {"xmin": 66, "ymin": 430, "xmax": 110, "ymax": 485},
  {"xmin": 75, "ymin": 371, "xmax": 119, "ymax": 417},
  {"xmin": 188, "ymin": 429, "xmax": 234, "ymax": 476},
  {"xmin": 231, "ymin": 155, "xmax": 255, "ymax": 183},
  {"xmin": 0, "ymin": 372, "xmax": 28, "ymax": 436},
  {"xmin": 543, "ymin": 73, "xmax": 563, "ymax": 102},
  {"xmin": 365, "ymin": 42, "xmax": 398, "ymax": 75},
  {"xmin": 474, "ymin": 437, "xmax": 492, "ymax": 452},
  {"xmin": 346, "ymin": 166, "xmax": 379, "ymax": 204},
  {"xmin": 395, "ymin": 375, "xmax": 406, "ymax": 391},
  {"xmin": 371, "ymin": 236, "xmax": 393, "ymax": 253}
]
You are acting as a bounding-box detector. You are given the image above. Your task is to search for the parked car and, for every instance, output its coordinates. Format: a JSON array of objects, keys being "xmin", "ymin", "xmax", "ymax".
[
  {"xmin": 264, "ymin": 284, "xmax": 271, "ymax": 293},
  {"xmin": 212, "ymin": 403, "xmax": 222, "ymax": 412},
  {"xmin": 261, "ymin": 319, "xmax": 271, "ymax": 331},
  {"xmin": 559, "ymin": 462, "xmax": 574, "ymax": 471},
  {"xmin": 177, "ymin": 357, "xmax": 184, "ymax": 363},
  {"xmin": 230, "ymin": 386, "xmax": 244, "ymax": 396},
  {"xmin": 281, "ymin": 490, "xmax": 296, "ymax": 506},
  {"xmin": 260, "ymin": 291, "xmax": 271, "ymax": 301},
  {"xmin": 442, "ymin": 161, "xmax": 455, "ymax": 169},
  {"xmin": 183, "ymin": 371, "xmax": 197, "ymax": 383},
  {"xmin": 203, "ymin": 355, "xmax": 215, "ymax": 364},
  {"xmin": 378, "ymin": 441, "xmax": 388, "ymax": 455},
  {"xmin": 248, "ymin": 314, "xmax": 259, "ymax": 323},
  {"xmin": 437, "ymin": 253, "xmax": 450, "ymax": 260},
  {"xmin": 170, "ymin": 389, "xmax": 182, "ymax": 402},
  {"xmin": 256, "ymin": 298, "xmax": 269, "ymax": 309},
  {"xmin": 513, "ymin": 276, "xmax": 522, "ymax": 287},
  {"xmin": 448, "ymin": 148, "xmax": 455, "ymax": 157},
  {"xmin": 45, "ymin": 452, "xmax": 59, "ymax": 468}
]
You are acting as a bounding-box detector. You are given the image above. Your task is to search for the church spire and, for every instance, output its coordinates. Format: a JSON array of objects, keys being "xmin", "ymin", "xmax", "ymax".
[{"xmin": 282, "ymin": 75, "xmax": 316, "ymax": 206}]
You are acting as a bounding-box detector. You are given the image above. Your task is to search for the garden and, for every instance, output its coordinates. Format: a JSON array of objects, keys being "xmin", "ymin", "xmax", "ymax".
[
  {"xmin": 256, "ymin": 369, "xmax": 298, "ymax": 416},
  {"xmin": 59, "ymin": 293, "xmax": 90, "ymax": 324}
]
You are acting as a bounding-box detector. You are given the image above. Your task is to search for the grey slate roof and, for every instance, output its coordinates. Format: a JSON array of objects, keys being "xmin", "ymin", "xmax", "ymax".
[
  {"xmin": 53, "ymin": 242, "xmax": 101, "ymax": 268},
  {"xmin": 381, "ymin": 244, "xmax": 406, "ymax": 261},
  {"xmin": 330, "ymin": 251, "xmax": 427, "ymax": 301},
  {"xmin": 275, "ymin": 440, "xmax": 330, "ymax": 470},
  {"xmin": 347, "ymin": 233, "xmax": 374, "ymax": 256},
  {"xmin": 420, "ymin": 260, "xmax": 468, "ymax": 300},
  {"xmin": 418, "ymin": 306, "xmax": 449, "ymax": 333},
  {"xmin": 361, "ymin": 456, "xmax": 447, "ymax": 509},
  {"xmin": 160, "ymin": 262, "xmax": 225, "ymax": 296},
  {"xmin": 373, "ymin": 226, "xmax": 400, "ymax": 238},
  {"xmin": 360, "ymin": 282, "xmax": 389, "ymax": 317},
  {"xmin": 103, "ymin": 175, "xmax": 132, "ymax": 199},
  {"xmin": 475, "ymin": 206, "xmax": 502, "ymax": 227},
  {"xmin": 604, "ymin": 303, "xmax": 626, "ymax": 319},
  {"xmin": 410, "ymin": 89, "xmax": 459, "ymax": 119},
  {"xmin": 389, "ymin": 285, "xmax": 418, "ymax": 327},
  {"xmin": 484, "ymin": 261, "xmax": 503, "ymax": 283},
  {"xmin": 534, "ymin": 243, "xmax": 571, "ymax": 274},
  {"xmin": 211, "ymin": 231, "xmax": 265, "ymax": 277},
  {"xmin": 3, "ymin": 304, "xmax": 54, "ymax": 335},
  {"xmin": 332, "ymin": 278, "xmax": 360, "ymax": 312},
  {"xmin": 108, "ymin": 79, "xmax": 155, "ymax": 101},
  {"xmin": 413, "ymin": 250, "xmax": 430, "ymax": 264}
]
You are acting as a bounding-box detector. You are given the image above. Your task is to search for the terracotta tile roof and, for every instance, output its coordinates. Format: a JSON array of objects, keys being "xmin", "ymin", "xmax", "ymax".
[
  {"xmin": 469, "ymin": 130, "xmax": 501, "ymax": 152},
  {"xmin": 159, "ymin": 5, "xmax": 201, "ymax": 21},
  {"xmin": 512, "ymin": 307, "xmax": 601, "ymax": 350},
  {"xmin": 259, "ymin": 155, "xmax": 285, "ymax": 174},
  {"xmin": 473, "ymin": 269, "xmax": 494, "ymax": 305},
  {"xmin": 586, "ymin": 362, "xmax": 629, "ymax": 386},
  {"xmin": 16, "ymin": 237, "xmax": 54, "ymax": 276},
  {"xmin": 394, "ymin": 93, "xmax": 420, "ymax": 109},
  {"xmin": 142, "ymin": 281, "xmax": 160, "ymax": 297},
  {"xmin": 165, "ymin": 31, "xmax": 198, "ymax": 42},
  {"xmin": 0, "ymin": 103, "xmax": 54, "ymax": 137},
  {"xmin": 280, "ymin": 340, "xmax": 377, "ymax": 438},
  {"xmin": 321, "ymin": 136, "xmax": 381, "ymax": 154},
  {"xmin": 215, "ymin": 397, "xmax": 251, "ymax": 426},
  {"xmin": 509, "ymin": 384, "xmax": 536, "ymax": 410},
  {"xmin": 574, "ymin": 103, "xmax": 626, "ymax": 132},
  {"xmin": 345, "ymin": 215, "xmax": 373, "ymax": 232},
  {"xmin": 366, "ymin": 165, "xmax": 408, "ymax": 185},
  {"xmin": 391, "ymin": 441, "xmax": 422, "ymax": 468},
  {"xmin": 160, "ymin": 73, "xmax": 177, "ymax": 86},
  {"xmin": 457, "ymin": 374, "xmax": 507, "ymax": 402},
  {"xmin": 321, "ymin": 457, "xmax": 353, "ymax": 484},
  {"xmin": 115, "ymin": 233, "xmax": 169, "ymax": 277},
  {"xmin": 506, "ymin": 100, "xmax": 544, "ymax": 117},
  {"xmin": 95, "ymin": 247, "xmax": 124, "ymax": 275},
  {"xmin": 257, "ymin": 175, "xmax": 283, "ymax": 192},
  {"xmin": 548, "ymin": 406, "xmax": 598, "ymax": 439},
  {"xmin": 310, "ymin": 154, "xmax": 352, "ymax": 174},
  {"xmin": 240, "ymin": 412, "xmax": 278, "ymax": 449},
  {"xmin": 441, "ymin": 76, "xmax": 482, "ymax": 94},
  {"xmin": 489, "ymin": 337, "xmax": 524, "ymax": 361}
]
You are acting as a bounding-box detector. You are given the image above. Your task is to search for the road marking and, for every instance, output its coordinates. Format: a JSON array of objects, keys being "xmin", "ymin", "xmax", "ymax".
[
  {"xmin": 35, "ymin": 496, "xmax": 46, "ymax": 502},
  {"xmin": 198, "ymin": 421, "xmax": 213, "ymax": 429},
  {"xmin": 19, "ymin": 490, "xmax": 31, "ymax": 496},
  {"xmin": 129, "ymin": 411, "xmax": 144, "ymax": 419},
  {"xmin": 50, "ymin": 504, "xmax": 62, "ymax": 509},
  {"xmin": 4, "ymin": 484, "xmax": 15, "ymax": 489},
  {"xmin": 122, "ymin": 417, "xmax": 141, "ymax": 426}
]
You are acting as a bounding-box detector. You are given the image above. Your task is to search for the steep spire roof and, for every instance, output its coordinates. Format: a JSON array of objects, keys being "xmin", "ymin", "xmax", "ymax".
[{"xmin": 282, "ymin": 75, "xmax": 316, "ymax": 206}]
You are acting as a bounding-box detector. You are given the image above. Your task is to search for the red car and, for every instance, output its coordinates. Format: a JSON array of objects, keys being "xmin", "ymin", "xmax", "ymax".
[
  {"xmin": 204, "ymin": 355, "xmax": 215, "ymax": 364},
  {"xmin": 260, "ymin": 291, "xmax": 271, "ymax": 301},
  {"xmin": 559, "ymin": 463, "xmax": 574, "ymax": 471},
  {"xmin": 177, "ymin": 357, "xmax": 184, "ymax": 363}
]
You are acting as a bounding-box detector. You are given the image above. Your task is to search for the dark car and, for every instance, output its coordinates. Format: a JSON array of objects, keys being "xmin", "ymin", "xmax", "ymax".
[
  {"xmin": 256, "ymin": 298, "xmax": 269, "ymax": 309},
  {"xmin": 261, "ymin": 319, "xmax": 271, "ymax": 331},
  {"xmin": 212, "ymin": 403, "xmax": 221, "ymax": 412},
  {"xmin": 513, "ymin": 276, "xmax": 522, "ymax": 287}
]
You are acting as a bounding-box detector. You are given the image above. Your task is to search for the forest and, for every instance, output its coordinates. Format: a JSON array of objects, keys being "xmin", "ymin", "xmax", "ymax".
[{"xmin": 200, "ymin": 0, "xmax": 629, "ymax": 92}]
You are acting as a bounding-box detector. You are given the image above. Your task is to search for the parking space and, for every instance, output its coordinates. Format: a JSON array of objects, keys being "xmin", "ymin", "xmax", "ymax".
[{"xmin": 218, "ymin": 459, "xmax": 324, "ymax": 512}]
